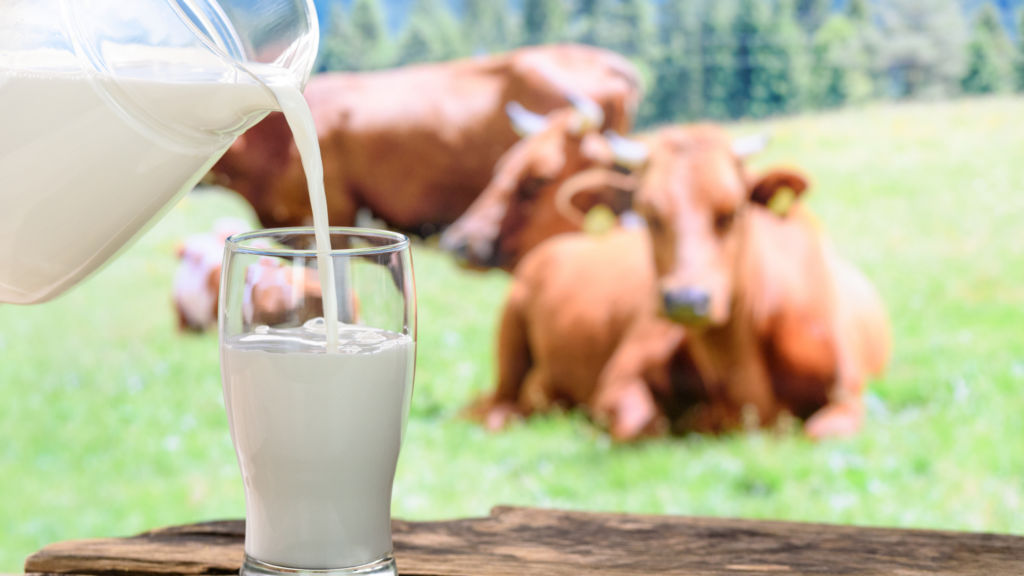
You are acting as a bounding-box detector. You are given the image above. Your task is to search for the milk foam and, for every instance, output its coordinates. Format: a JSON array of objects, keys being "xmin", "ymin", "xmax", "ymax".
[{"xmin": 221, "ymin": 320, "xmax": 415, "ymax": 569}]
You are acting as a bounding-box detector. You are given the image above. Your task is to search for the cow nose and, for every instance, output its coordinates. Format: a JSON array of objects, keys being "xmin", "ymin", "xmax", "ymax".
[
  {"xmin": 662, "ymin": 287, "xmax": 711, "ymax": 324},
  {"xmin": 440, "ymin": 235, "xmax": 471, "ymax": 263},
  {"xmin": 439, "ymin": 233, "xmax": 494, "ymax": 268}
]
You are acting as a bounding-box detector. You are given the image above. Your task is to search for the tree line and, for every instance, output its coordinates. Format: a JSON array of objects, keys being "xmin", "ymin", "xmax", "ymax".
[{"xmin": 318, "ymin": 0, "xmax": 1024, "ymax": 127}]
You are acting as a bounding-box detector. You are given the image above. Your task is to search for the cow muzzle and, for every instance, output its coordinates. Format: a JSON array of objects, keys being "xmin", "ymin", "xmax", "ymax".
[
  {"xmin": 662, "ymin": 287, "xmax": 712, "ymax": 325},
  {"xmin": 439, "ymin": 232, "xmax": 499, "ymax": 269}
]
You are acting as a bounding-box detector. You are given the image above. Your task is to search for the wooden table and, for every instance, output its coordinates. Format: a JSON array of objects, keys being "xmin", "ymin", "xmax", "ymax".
[{"xmin": 23, "ymin": 506, "xmax": 1023, "ymax": 575}]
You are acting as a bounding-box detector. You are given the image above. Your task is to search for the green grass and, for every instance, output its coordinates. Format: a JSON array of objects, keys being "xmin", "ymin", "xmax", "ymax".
[{"xmin": 3, "ymin": 97, "xmax": 1024, "ymax": 571}]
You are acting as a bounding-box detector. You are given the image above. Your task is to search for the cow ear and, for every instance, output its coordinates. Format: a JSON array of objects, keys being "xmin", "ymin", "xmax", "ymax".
[{"xmin": 749, "ymin": 168, "xmax": 809, "ymax": 217}]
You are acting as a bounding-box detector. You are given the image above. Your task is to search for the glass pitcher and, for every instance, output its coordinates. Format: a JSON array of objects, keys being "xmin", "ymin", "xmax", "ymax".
[{"xmin": 0, "ymin": 0, "xmax": 318, "ymax": 305}]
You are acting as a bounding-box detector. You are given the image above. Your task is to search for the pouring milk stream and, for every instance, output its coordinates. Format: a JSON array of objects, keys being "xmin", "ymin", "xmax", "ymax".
[{"xmin": 271, "ymin": 86, "xmax": 341, "ymax": 351}]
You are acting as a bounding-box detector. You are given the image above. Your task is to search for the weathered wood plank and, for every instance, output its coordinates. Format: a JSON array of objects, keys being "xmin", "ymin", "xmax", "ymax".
[{"xmin": 24, "ymin": 506, "xmax": 1024, "ymax": 576}]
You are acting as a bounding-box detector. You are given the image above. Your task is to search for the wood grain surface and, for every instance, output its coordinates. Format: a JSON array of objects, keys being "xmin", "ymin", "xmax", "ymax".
[{"xmin": 24, "ymin": 506, "xmax": 1024, "ymax": 576}]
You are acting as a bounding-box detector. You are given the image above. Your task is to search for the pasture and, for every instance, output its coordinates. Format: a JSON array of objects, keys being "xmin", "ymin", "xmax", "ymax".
[{"xmin": 2, "ymin": 97, "xmax": 1023, "ymax": 571}]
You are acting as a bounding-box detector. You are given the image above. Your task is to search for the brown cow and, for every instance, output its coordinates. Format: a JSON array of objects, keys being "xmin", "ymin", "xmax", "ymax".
[
  {"xmin": 476, "ymin": 228, "xmax": 654, "ymax": 431},
  {"xmin": 439, "ymin": 104, "xmax": 642, "ymax": 271},
  {"xmin": 242, "ymin": 258, "xmax": 325, "ymax": 327},
  {"xmin": 172, "ymin": 220, "xmax": 330, "ymax": 332},
  {"xmin": 208, "ymin": 44, "xmax": 641, "ymax": 236},
  {"xmin": 172, "ymin": 217, "xmax": 251, "ymax": 331},
  {"xmin": 477, "ymin": 125, "xmax": 890, "ymax": 441}
]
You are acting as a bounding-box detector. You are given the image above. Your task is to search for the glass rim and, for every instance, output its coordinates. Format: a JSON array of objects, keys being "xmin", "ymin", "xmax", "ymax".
[{"xmin": 225, "ymin": 227, "xmax": 410, "ymax": 257}]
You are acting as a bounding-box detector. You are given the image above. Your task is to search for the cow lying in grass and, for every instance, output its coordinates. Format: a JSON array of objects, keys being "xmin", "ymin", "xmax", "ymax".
[
  {"xmin": 476, "ymin": 125, "xmax": 890, "ymax": 440},
  {"xmin": 172, "ymin": 218, "xmax": 250, "ymax": 331},
  {"xmin": 173, "ymin": 220, "xmax": 324, "ymax": 331}
]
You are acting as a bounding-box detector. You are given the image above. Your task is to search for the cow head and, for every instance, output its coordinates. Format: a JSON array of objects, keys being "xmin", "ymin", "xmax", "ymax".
[
  {"xmin": 640, "ymin": 126, "xmax": 807, "ymax": 326},
  {"xmin": 563, "ymin": 125, "xmax": 808, "ymax": 327},
  {"xmin": 439, "ymin": 98, "xmax": 624, "ymax": 271}
]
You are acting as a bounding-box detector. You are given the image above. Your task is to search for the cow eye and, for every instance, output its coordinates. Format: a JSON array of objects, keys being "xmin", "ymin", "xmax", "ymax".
[
  {"xmin": 714, "ymin": 211, "xmax": 736, "ymax": 233},
  {"xmin": 520, "ymin": 177, "xmax": 547, "ymax": 199},
  {"xmin": 645, "ymin": 212, "xmax": 664, "ymax": 235}
]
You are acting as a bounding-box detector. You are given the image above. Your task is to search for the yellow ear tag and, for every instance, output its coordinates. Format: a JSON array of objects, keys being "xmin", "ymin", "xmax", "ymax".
[
  {"xmin": 583, "ymin": 204, "xmax": 617, "ymax": 236},
  {"xmin": 767, "ymin": 187, "xmax": 796, "ymax": 217}
]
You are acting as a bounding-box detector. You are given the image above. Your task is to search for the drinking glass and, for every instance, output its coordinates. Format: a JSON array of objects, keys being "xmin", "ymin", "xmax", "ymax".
[{"xmin": 219, "ymin": 228, "xmax": 416, "ymax": 576}]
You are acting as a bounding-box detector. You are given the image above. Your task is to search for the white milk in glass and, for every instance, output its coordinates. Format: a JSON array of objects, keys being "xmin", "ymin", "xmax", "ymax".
[
  {"xmin": 0, "ymin": 68, "xmax": 277, "ymax": 304},
  {"xmin": 221, "ymin": 322, "xmax": 415, "ymax": 569},
  {"xmin": 221, "ymin": 84, "xmax": 412, "ymax": 569}
]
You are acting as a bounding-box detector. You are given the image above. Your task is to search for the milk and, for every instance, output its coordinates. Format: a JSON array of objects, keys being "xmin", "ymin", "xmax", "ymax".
[
  {"xmin": 221, "ymin": 321, "xmax": 415, "ymax": 569},
  {"xmin": 270, "ymin": 85, "xmax": 341, "ymax": 351},
  {"xmin": 0, "ymin": 68, "xmax": 277, "ymax": 304},
  {"xmin": 223, "ymin": 78, "xmax": 408, "ymax": 572}
]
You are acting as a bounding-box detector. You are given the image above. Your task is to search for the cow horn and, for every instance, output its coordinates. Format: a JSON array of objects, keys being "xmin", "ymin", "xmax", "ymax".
[
  {"xmin": 506, "ymin": 101, "xmax": 549, "ymax": 137},
  {"xmin": 731, "ymin": 133, "xmax": 770, "ymax": 158},
  {"xmin": 605, "ymin": 130, "xmax": 649, "ymax": 168},
  {"xmin": 567, "ymin": 93, "xmax": 605, "ymax": 131},
  {"xmin": 555, "ymin": 168, "xmax": 638, "ymax": 226}
]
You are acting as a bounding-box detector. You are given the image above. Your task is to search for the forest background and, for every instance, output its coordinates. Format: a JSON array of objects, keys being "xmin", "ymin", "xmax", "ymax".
[{"xmin": 314, "ymin": 0, "xmax": 1024, "ymax": 126}]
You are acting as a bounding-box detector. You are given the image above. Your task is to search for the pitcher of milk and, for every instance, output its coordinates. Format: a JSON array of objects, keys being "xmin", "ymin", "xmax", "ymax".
[{"xmin": 0, "ymin": 0, "xmax": 318, "ymax": 304}]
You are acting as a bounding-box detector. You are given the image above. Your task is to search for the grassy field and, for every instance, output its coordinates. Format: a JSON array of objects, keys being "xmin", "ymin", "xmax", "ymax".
[{"xmin": 2, "ymin": 97, "xmax": 1024, "ymax": 571}]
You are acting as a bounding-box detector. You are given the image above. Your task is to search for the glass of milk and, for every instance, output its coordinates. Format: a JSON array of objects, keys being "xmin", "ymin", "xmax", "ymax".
[{"xmin": 219, "ymin": 228, "xmax": 416, "ymax": 576}]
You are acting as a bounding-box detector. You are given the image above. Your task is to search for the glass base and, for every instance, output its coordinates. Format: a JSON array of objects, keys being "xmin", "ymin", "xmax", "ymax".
[{"xmin": 241, "ymin": 554, "xmax": 397, "ymax": 576}]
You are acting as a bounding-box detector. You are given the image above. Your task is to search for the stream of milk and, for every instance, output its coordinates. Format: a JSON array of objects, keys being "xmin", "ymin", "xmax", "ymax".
[{"xmin": 268, "ymin": 85, "xmax": 341, "ymax": 352}]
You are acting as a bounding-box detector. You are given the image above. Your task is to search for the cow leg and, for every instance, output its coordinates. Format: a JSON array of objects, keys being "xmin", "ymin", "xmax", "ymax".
[
  {"xmin": 804, "ymin": 397, "xmax": 863, "ymax": 439},
  {"xmin": 175, "ymin": 306, "xmax": 191, "ymax": 332},
  {"xmin": 477, "ymin": 283, "xmax": 533, "ymax": 431},
  {"xmin": 518, "ymin": 365, "xmax": 555, "ymax": 415},
  {"xmin": 803, "ymin": 323, "xmax": 868, "ymax": 440},
  {"xmin": 593, "ymin": 319, "xmax": 686, "ymax": 441},
  {"xmin": 804, "ymin": 256, "xmax": 890, "ymax": 440}
]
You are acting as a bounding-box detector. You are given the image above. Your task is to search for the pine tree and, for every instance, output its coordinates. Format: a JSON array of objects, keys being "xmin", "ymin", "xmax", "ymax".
[
  {"xmin": 619, "ymin": 0, "xmax": 656, "ymax": 60},
  {"xmin": 574, "ymin": 0, "xmax": 654, "ymax": 59},
  {"xmin": 846, "ymin": 0, "xmax": 883, "ymax": 98},
  {"xmin": 847, "ymin": 0, "xmax": 869, "ymax": 23},
  {"xmin": 462, "ymin": 0, "xmax": 517, "ymax": 55},
  {"xmin": 576, "ymin": 0, "xmax": 617, "ymax": 47},
  {"xmin": 732, "ymin": 0, "xmax": 771, "ymax": 118},
  {"xmin": 1016, "ymin": 8, "xmax": 1024, "ymax": 91},
  {"xmin": 752, "ymin": 0, "xmax": 809, "ymax": 116},
  {"xmin": 876, "ymin": 0, "xmax": 968, "ymax": 98},
  {"xmin": 354, "ymin": 0, "xmax": 392, "ymax": 70},
  {"xmin": 701, "ymin": 0, "xmax": 738, "ymax": 119},
  {"xmin": 318, "ymin": 0, "xmax": 397, "ymax": 72},
  {"xmin": 396, "ymin": 0, "xmax": 464, "ymax": 65},
  {"xmin": 318, "ymin": 5, "xmax": 357, "ymax": 72},
  {"xmin": 523, "ymin": 0, "xmax": 569, "ymax": 45},
  {"xmin": 796, "ymin": 0, "xmax": 830, "ymax": 35},
  {"xmin": 812, "ymin": 15, "xmax": 859, "ymax": 107},
  {"xmin": 962, "ymin": 2, "xmax": 1013, "ymax": 94},
  {"xmin": 648, "ymin": 0, "xmax": 704, "ymax": 122}
]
